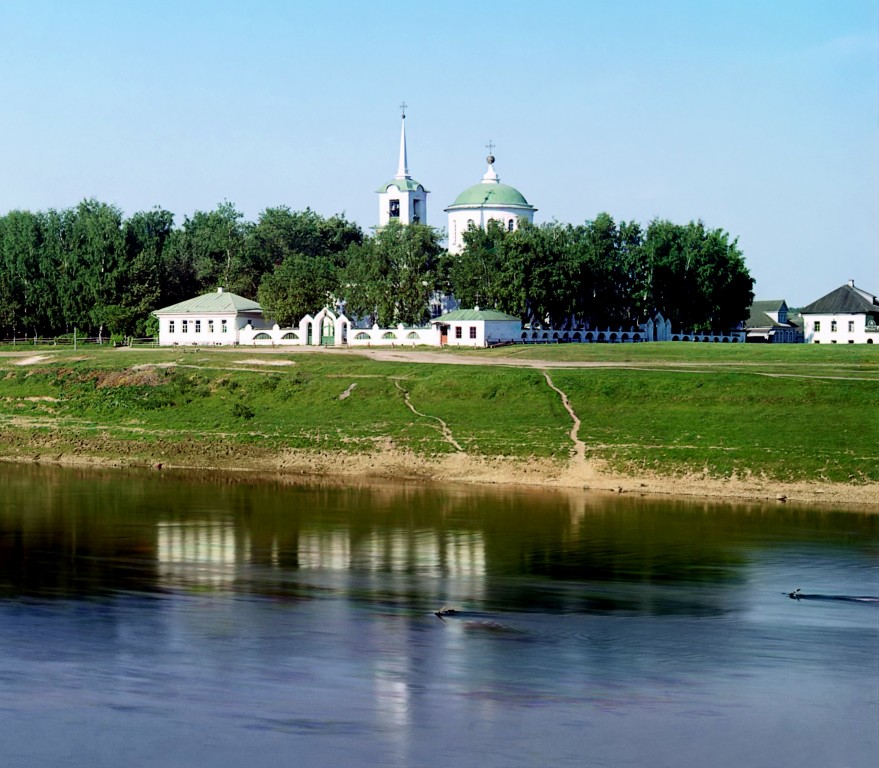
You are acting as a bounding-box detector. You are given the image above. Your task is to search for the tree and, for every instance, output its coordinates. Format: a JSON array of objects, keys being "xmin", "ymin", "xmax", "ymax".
[
  {"xmin": 258, "ymin": 253, "xmax": 337, "ymax": 327},
  {"xmin": 0, "ymin": 210, "xmax": 45, "ymax": 336},
  {"xmin": 344, "ymin": 221, "xmax": 443, "ymax": 326},
  {"xmin": 117, "ymin": 208, "xmax": 174, "ymax": 335},
  {"xmin": 248, "ymin": 207, "xmax": 363, "ymax": 317},
  {"xmin": 443, "ymin": 219, "xmax": 508, "ymax": 311},
  {"xmin": 570, "ymin": 214, "xmax": 645, "ymax": 327},
  {"xmin": 65, "ymin": 199, "xmax": 126, "ymax": 336},
  {"xmin": 641, "ymin": 219, "xmax": 753, "ymax": 332},
  {"xmin": 165, "ymin": 202, "xmax": 250, "ymax": 297},
  {"xmin": 448, "ymin": 220, "xmax": 579, "ymax": 326}
]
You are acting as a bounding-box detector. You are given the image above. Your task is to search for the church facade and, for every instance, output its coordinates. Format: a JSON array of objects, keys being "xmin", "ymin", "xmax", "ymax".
[
  {"xmin": 375, "ymin": 110, "xmax": 536, "ymax": 250},
  {"xmin": 444, "ymin": 151, "xmax": 537, "ymax": 253}
]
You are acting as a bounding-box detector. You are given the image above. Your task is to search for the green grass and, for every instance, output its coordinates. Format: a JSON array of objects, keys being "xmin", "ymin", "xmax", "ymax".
[{"xmin": 0, "ymin": 344, "xmax": 877, "ymax": 483}]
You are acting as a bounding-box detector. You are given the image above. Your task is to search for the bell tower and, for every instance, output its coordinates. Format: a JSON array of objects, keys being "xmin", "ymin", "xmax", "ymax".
[{"xmin": 376, "ymin": 103, "xmax": 428, "ymax": 227}]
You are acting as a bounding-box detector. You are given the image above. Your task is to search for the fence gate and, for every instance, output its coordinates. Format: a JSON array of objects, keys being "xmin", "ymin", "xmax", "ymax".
[{"xmin": 321, "ymin": 318, "xmax": 335, "ymax": 346}]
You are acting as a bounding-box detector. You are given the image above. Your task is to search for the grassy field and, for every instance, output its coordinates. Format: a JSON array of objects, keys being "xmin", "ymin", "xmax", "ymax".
[{"xmin": 0, "ymin": 343, "xmax": 877, "ymax": 485}]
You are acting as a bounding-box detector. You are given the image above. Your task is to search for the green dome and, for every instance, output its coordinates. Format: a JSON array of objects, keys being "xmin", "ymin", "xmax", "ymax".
[{"xmin": 448, "ymin": 182, "xmax": 532, "ymax": 209}]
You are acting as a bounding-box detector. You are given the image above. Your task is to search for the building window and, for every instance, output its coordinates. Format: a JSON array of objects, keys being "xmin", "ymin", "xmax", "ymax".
[
  {"xmin": 182, "ymin": 320, "xmax": 188, "ymax": 333},
  {"xmin": 389, "ymin": 200, "xmax": 400, "ymax": 218},
  {"xmin": 208, "ymin": 320, "xmax": 214, "ymax": 333},
  {"xmin": 814, "ymin": 321, "xmax": 821, "ymax": 332},
  {"xmin": 195, "ymin": 320, "xmax": 201, "ymax": 333},
  {"xmin": 508, "ymin": 219, "xmax": 514, "ymax": 232},
  {"xmin": 848, "ymin": 321, "xmax": 854, "ymax": 332},
  {"xmin": 168, "ymin": 320, "xmax": 175, "ymax": 333},
  {"xmin": 412, "ymin": 199, "xmax": 420, "ymax": 224},
  {"xmin": 469, "ymin": 326, "xmax": 477, "ymax": 339},
  {"xmin": 221, "ymin": 319, "xmax": 228, "ymax": 333},
  {"xmin": 831, "ymin": 320, "xmax": 837, "ymax": 332},
  {"xmin": 455, "ymin": 326, "xmax": 462, "ymax": 339}
]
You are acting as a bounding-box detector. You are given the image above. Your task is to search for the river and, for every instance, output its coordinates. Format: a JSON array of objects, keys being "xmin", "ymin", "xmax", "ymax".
[{"xmin": 0, "ymin": 464, "xmax": 876, "ymax": 767}]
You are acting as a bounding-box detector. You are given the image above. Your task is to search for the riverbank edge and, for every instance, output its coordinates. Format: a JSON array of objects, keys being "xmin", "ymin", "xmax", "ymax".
[{"xmin": 2, "ymin": 440, "xmax": 877, "ymax": 511}]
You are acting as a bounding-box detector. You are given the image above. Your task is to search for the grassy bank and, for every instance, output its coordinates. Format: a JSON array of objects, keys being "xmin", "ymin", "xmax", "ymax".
[{"xmin": 0, "ymin": 345, "xmax": 877, "ymax": 493}]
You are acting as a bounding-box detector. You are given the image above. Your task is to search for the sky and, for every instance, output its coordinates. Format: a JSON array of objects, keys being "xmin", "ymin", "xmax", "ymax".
[{"xmin": 0, "ymin": 0, "xmax": 876, "ymax": 306}]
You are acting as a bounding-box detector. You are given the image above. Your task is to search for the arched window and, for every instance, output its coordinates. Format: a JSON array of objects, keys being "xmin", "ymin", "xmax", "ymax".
[
  {"xmin": 281, "ymin": 332, "xmax": 299, "ymax": 340},
  {"xmin": 508, "ymin": 219, "xmax": 514, "ymax": 232},
  {"xmin": 382, "ymin": 332, "xmax": 397, "ymax": 340},
  {"xmin": 406, "ymin": 332, "xmax": 419, "ymax": 340},
  {"xmin": 355, "ymin": 332, "xmax": 370, "ymax": 340},
  {"xmin": 253, "ymin": 333, "xmax": 271, "ymax": 340}
]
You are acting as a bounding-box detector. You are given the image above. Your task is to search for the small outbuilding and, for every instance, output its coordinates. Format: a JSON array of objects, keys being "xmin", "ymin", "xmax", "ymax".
[
  {"xmin": 800, "ymin": 280, "xmax": 879, "ymax": 344},
  {"xmin": 431, "ymin": 308, "xmax": 522, "ymax": 347}
]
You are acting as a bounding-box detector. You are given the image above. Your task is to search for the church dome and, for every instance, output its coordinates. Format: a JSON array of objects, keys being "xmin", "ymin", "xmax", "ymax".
[{"xmin": 448, "ymin": 182, "xmax": 531, "ymax": 208}]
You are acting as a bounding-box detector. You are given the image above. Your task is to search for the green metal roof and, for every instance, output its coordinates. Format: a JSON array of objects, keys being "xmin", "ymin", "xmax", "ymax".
[
  {"xmin": 433, "ymin": 308, "xmax": 521, "ymax": 323},
  {"xmin": 376, "ymin": 178, "xmax": 426, "ymax": 193},
  {"xmin": 153, "ymin": 290, "xmax": 263, "ymax": 316},
  {"xmin": 447, "ymin": 182, "xmax": 533, "ymax": 209}
]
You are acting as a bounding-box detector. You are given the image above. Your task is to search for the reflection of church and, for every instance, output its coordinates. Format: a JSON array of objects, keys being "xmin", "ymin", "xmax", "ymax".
[{"xmin": 375, "ymin": 107, "xmax": 536, "ymax": 252}]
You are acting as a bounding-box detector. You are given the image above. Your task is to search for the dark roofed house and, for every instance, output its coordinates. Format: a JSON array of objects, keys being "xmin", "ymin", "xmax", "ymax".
[
  {"xmin": 800, "ymin": 280, "xmax": 879, "ymax": 344},
  {"xmin": 744, "ymin": 299, "xmax": 802, "ymax": 343}
]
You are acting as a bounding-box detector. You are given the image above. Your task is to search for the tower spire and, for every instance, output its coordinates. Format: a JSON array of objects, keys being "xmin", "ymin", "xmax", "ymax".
[{"xmin": 395, "ymin": 101, "xmax": 410, "ymax": 180}]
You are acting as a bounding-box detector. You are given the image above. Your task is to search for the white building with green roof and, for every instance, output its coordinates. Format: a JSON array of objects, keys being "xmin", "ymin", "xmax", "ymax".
[
  {"xmin": 152, "ymin": 288, "xmax": 268, "ymax": 346},
  {"xmin": 445, "ymin": 152, "xmax": 536, "ymax": 254},
  {"xmin": 430, "ymin": 307, "xmax": 522, "ymax": 346}
]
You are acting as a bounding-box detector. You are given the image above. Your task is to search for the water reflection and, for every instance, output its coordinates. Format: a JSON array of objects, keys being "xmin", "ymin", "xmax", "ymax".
[{"xmin": 0, "ymin": 464, "xmax": 876, "ymax": 768}]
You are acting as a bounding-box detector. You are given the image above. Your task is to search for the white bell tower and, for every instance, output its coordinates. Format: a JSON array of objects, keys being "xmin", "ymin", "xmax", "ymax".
[{"xmin": 376, "ymin": 103, "xmax": 428, "ymax": 227}]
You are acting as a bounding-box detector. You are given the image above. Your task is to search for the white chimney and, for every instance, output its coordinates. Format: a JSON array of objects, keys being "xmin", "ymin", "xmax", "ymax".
[
  {"xmin": 218, "ymin": 287, "xmax": 224, "ymax": 293},
  {"xmin": 848, "ymin": 279, "xmax": 855, "ymax": 288}
]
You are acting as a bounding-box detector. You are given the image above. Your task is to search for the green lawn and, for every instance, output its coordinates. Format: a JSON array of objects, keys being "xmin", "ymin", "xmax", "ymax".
[{"xmin": 0, "ymin": 344, "xmax": 876, "ymax": 483}]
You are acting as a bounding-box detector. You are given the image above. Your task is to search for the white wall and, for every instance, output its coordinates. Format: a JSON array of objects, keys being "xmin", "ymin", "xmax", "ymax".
[
  {"xmin": 447, "ymin": 208, "xmax": 534, "ymax": 254},
  {"xmin": 378, "ymin": 184, "xmax": 428, "ymax": 227},
  {"xmin": 803, "ymin": 313, "xmax": 878, "ymax": 344},
  {"xmin": 159, "ymin": 313, "xmax": 266, "ymax": 346}
]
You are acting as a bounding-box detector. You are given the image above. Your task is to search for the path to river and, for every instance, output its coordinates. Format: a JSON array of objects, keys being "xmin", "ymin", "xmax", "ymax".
[{"xmin": 2, "ymin": 348, "xmax": 877, "ymax": 508}]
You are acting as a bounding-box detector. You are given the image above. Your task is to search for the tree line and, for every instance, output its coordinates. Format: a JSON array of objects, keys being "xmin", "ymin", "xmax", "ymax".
[{"xmin": 0, "ymin": 200, "xmax": 753, "ymax": 338}]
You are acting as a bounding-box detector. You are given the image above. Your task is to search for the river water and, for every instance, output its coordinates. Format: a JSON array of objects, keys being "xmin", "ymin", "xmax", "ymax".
[{"xmin": 0, "ymin": 464, "xmax": 876, "ymax": 767}]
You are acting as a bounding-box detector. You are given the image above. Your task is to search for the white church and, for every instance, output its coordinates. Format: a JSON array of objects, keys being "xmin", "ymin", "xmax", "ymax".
[
  {"xmin": 376, "ymin": 109, "xmax": 536, "ymax": 249},
  {"xmin": 154, "ymin": 111, "xmax": 735, "ymax": 347}
]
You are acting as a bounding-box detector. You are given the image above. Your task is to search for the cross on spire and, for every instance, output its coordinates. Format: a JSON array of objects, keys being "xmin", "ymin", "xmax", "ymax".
[
  {"xmin": 400, "ymin": 101, "xmax": 407, "ymax": 119},
  {"xmin": 485, "ymin": 139, "xmax": 495, "ymax": 155}
]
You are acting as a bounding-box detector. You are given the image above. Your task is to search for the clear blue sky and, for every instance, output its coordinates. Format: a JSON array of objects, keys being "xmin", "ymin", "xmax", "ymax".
[{"xmin": 1, "ymin": 0, "xmax": 876, "ymax": 305}]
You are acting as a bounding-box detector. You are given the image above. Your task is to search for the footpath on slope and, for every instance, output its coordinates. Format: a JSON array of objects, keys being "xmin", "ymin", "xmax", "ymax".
[{"xmin": 1, "ymin": 349, "xmax": 877, "ymax": 509}]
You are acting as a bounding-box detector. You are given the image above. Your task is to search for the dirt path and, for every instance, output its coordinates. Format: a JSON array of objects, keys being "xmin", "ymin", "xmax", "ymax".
[
  {"xmin": 394, "ymin": 379, "xmax": 463, "ymax": 452},
  {"xmin": 542, "ymin": 370, "xmax": 586, "ymax": 463}
]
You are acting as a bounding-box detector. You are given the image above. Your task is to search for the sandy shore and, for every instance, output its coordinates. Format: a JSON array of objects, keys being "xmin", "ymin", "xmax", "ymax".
[{"xmin": 3, "ymin": 440, "xmax": 877, "ymax": 511}]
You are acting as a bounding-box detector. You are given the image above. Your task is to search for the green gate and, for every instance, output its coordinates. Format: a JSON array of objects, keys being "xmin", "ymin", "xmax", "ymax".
[{"xmin": 321, "ymin": 319, "xmax": 335, "ymax": 346}]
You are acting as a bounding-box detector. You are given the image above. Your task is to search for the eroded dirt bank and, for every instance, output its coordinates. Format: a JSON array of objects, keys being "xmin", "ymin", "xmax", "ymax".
[{"xmin": 1, "ymin": 429, "xmax": 876, "ymax": 510}]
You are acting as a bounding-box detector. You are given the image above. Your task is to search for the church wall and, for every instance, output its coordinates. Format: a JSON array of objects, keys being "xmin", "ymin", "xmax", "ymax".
[{"xmin": 447, "ymin": 208, "xmax": 533, "ymax": 254}]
